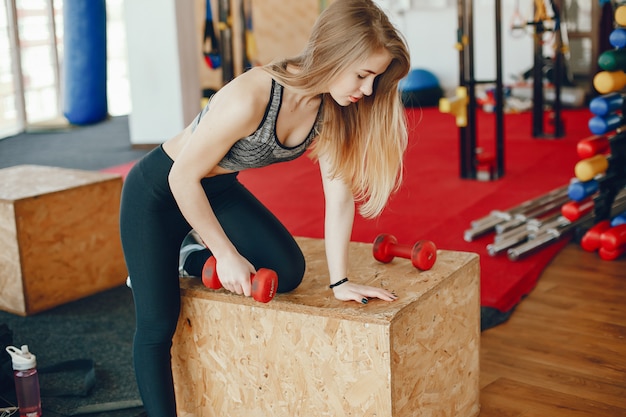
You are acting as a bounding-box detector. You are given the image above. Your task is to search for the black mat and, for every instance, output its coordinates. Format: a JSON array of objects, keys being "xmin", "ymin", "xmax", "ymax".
[{"xmin": 0, "ymin": 286, "xmax": 143, "ymax": 417}]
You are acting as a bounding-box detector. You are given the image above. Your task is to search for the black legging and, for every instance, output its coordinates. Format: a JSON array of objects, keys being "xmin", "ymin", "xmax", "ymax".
[{"xmin": 119, "ymin": 145, "xmax": 305, "ymax": 417}]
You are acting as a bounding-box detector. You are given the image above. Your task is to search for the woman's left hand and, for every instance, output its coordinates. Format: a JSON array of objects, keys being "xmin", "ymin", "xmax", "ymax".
[{"xmin": 331, "ymin": 281, "xmax": 397, "ymax": 304}]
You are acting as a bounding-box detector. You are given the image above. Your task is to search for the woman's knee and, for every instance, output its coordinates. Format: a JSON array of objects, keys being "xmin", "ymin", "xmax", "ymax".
[
  {"xmin": 275, "ymin": 250, "xmax": 305, "ymax": 293},
  {"xmin": 133, "ymin": 289, "xmax": 181, "ymax": 346},
  {"xmin": 135, "ymin": 315, "xmax": 179, "ymax": 346}
]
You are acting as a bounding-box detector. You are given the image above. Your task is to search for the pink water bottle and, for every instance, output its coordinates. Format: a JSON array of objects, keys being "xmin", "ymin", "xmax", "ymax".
[{"xmin": 5, "ymin": 345, "xmax": 42, "ymax": 417}]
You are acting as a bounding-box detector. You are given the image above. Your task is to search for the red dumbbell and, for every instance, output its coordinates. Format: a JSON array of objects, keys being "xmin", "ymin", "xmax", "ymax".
[
  {"xmin": 598, "ymin": 245, "xmax": 626, "ymax": 261},
  {"xmin": 600, "ymin": 224, "xmax": 626, "ymax": 252},
  {"xmin": 576, "ymin": 135, "xmax": 609, "ymax": 159},
  {"xmin": 201, "ymin": 256, "xmax": 278, "ymax": 303},
  {"xmin": 373, "ymin": 233, "xmax": 437, "ymax": 270},
  {"xmin": 580, "ymin": 220, "xmax": 612, "ymax": 252},
  {"xmin": 561, "ymin": 199, "xmax": 595, "ymax": 222}
]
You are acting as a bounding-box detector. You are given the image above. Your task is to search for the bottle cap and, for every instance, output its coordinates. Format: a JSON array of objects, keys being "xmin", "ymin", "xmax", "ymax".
[{"xmin": 5, "ymin": 345, "xmax": 37, "ymax": 370}]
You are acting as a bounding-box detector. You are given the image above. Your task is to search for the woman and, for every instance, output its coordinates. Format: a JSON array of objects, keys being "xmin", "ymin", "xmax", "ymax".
[{"xmin": 120, "ymin": 1, "xmax": 410, "ymax": 415}]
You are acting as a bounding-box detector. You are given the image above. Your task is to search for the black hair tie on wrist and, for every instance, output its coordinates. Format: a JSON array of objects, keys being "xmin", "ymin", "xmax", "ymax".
[{"xmin": 329, "ymin": 277, "xmax": 349, "ymax": 289}]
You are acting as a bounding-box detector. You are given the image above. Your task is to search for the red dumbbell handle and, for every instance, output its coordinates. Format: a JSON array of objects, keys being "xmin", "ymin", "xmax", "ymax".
[
  {"xmin": 385, "ymin": 242, "xmax": 413, "ymax": 260},
  {"xmin": 201, "ymin": 256, "xmax": 277, "ymax": 303}
]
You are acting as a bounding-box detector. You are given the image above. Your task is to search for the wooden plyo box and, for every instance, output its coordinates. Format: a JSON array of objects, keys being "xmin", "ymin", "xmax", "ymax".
[
  {"xmin": 0, "ymin": 165, "xmax": 127, "ymax": 316},
  {"xmin": 172, "ymin": 237, "xmax": 480, "ymax": 417}
]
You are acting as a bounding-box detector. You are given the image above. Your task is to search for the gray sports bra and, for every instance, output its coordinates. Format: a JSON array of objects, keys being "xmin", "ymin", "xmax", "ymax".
[{"xmin": 190, "ymin": 79, "xmax": 322, "ymax": 171}]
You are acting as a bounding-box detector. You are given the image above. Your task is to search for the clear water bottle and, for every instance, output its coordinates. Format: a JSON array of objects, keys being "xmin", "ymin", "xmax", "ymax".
[{"xmin": 5, "ymin": 345, "xmax": 42, "ymax": 417}]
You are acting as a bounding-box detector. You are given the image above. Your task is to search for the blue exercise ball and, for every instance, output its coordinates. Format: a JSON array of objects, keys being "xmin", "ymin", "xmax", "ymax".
[
  {"xmin": 399, "ymin": 69, "xmax": 443, "ymax": 108},
  {"xmin": 400, "ymin": 69, "xmax": 440, "ymax": 91}
]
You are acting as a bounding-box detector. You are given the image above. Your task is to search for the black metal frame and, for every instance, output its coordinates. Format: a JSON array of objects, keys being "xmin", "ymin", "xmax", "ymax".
[
  {"xmin": 456, "ymin": 0, "xmax": 505, "ymax": 180},
  {"xmin": 530, "ymin": 1, "xmax": 566, "ymax": 139}
]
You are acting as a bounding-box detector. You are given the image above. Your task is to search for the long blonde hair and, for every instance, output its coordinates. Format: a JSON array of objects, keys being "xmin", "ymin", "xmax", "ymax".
[{"xmin": 264, "ymin": 0, "xmax": 410, "ymax": 218}]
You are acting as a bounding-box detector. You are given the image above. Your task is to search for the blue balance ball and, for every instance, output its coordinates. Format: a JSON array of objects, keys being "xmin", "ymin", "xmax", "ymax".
[{"xmin": 399, "ymin": 69, "xmax": 443, "ymax": 108}]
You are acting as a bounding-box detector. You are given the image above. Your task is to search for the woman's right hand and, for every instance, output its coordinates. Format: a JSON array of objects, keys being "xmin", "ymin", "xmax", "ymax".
[{"xmin": 214, "ymin": 253, "xmax": 256, "ymax": 297}]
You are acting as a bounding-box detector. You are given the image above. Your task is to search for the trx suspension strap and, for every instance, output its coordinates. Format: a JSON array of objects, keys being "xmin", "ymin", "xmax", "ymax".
[{"xmin": 203, "ymin": 0, "xmax": 221, "ymax": 69}]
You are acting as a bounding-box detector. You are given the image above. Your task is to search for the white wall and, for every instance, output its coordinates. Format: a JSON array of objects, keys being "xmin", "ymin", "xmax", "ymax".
[
  {"xmin": 376, "ymin": 0, "xmax": 536, "ymax": 95},
  {"xmin": 124, "ymin": 0, "xmax": 200, "ymax": 145}
]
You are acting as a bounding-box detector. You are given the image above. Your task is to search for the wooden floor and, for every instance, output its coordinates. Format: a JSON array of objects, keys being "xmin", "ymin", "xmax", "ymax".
[{"xmin": 478, "ymin": 242, "xmax": 626, "ymax": 416}]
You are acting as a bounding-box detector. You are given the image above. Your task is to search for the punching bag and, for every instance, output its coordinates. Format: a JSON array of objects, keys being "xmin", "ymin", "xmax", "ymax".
[{"xmin": 63, "ymin": 0, "xmax": 108, "ymax": 125}]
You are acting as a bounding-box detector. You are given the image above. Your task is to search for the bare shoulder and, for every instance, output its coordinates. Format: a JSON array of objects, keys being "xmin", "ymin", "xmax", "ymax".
[
  {"xmin": 189, "ymin": 67, "xmax": 274, "ymax": 144},
  {"xmin": 210, "ymin": 67, "xmax": 273, "ymax": 115},
  {"xmin": 235, "ymin": 67, "xmax": 274, "ymax": 92}
]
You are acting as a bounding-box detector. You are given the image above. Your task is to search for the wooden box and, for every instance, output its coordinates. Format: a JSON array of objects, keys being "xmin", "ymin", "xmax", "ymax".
[
  {"xmin": 172, "ymin": 237, "xmax": 480, "ymax": 417},
  {"xmin": 0, "ymin": 165, "xmax": 127, "ymax": 316}
]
